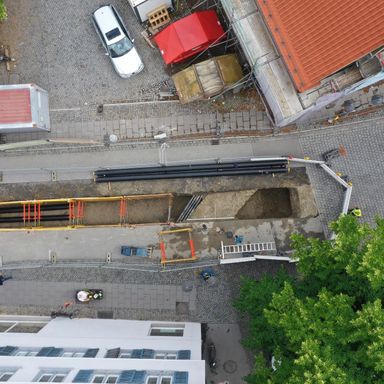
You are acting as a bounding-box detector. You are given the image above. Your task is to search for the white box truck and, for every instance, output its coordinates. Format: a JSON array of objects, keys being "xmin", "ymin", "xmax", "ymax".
[{"xmin": 0, "ymin": 84, "xmax": 50, "ymax": 133}]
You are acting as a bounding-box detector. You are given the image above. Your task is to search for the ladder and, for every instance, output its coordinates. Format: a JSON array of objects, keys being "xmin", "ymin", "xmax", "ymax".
[{"xmin": 221, "ymin": 241, "xmax": 276, "ymax": 255}]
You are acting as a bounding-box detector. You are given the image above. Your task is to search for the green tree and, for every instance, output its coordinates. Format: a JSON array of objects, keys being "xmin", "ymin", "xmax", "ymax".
[
  {"xmin": 235, "ymin": 215, "xmax": 384, "ymax": 383},
  {"xmin": 0, "ymin": 0, "xmax": 6, "ymax": 21}
]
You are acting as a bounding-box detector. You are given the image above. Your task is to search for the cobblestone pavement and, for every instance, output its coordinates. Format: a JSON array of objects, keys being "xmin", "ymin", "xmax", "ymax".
[
  {"xmin": 0, "ymin": 0, "xmax": 171, "ymax": 108},
  {"xmin": 0, "ymin": 262, "xmax": 295, "ymax": 323},
  {"xmin": 298, "ymin": 114, "xmax": 384, "ymax": 233}
]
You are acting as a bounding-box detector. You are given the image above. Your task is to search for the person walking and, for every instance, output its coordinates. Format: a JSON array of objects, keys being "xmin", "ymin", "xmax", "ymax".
[
  {"xmin": 0, "ymin": 272, "xmax": 12, "ymax": 285},
  {"xmin": 348, "ymin": 207, "xmax": 362, "ymax": 217}
]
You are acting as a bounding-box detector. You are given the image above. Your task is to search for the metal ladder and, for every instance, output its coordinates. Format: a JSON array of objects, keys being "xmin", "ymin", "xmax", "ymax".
[{"xmin": 222, "ymin": 242, "xmax": 276, "ymax": 255}]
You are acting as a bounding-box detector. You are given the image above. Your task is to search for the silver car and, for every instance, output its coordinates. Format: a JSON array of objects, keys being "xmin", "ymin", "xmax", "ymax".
[{"xmin": 92, "ymin": 5, "xmax": 144, "ymax": 78}]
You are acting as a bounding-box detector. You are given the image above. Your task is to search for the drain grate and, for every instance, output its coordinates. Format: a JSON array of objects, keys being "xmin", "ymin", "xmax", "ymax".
[{"xmin": 97, "ymin": 310, "xmax": 114, "ymax": 319}]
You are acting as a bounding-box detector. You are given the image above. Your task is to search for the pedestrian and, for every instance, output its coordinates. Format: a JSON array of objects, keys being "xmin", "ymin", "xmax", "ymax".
[
  {"xmin": 348, "ymin": 207, "xmax": 362, "ymax": 217},
  {"xmin": 0, "ymin": 272, "xmax": 12, "ymax": 286}
]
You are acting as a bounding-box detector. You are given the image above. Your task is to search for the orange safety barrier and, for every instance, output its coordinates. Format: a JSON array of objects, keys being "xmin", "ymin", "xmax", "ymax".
[
  {"xmin": 119, "ymin": 199, "xmax": 127, "ymax": 220},
  {"xmin": 160, "ymin": 241, "xmax": 167, "ymax": 263},
  {"xmin": 76, "ymin": 201, "xmax": 85, "ymax": 219},
  {"xmin": 189, "ymin": 239, "xmax": 196, "ymax": 259}
]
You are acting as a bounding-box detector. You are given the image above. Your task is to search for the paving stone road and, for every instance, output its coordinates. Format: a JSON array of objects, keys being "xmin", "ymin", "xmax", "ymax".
[{"xmin": 298, "ymin": 114, "xmax": 384, "ymax": 232}]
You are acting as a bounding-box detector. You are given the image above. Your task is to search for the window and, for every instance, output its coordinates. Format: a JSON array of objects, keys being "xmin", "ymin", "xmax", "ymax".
[
  {"xmin": 155, "ymin": 353, "xmax": 177, "ymax": 360},
  {"xmin": 105, "ymin": 348, "xmax": 120, "ymax": 358},
  {"xmin": 176, "ymin": 350, "xmax": 191, "ymax": 360},
  {"xmin": 90, "ymin": 374, "xmax": 120, "ymax": 383},
  {"xmin": 16, "ymin": 349, "xmax": 39, "ymax": 356},
  {"xmin": 0, "ymin": 371, "xmax": 16, "ymax": 382},
  {"xmin": 92, "ymin": 375, "xmax": 104, "ymax": 383},
  {"xmin": 119, "ymin": 351, "xmax": 131, "ymax": 359},
  {"xmin": 149, "ymin": 325, "xmax": 184, "ymax": 337},
  {"xmin": 36, "ymin": 373, "xmax": 67, "ymax": 382},
  {"xmin": 173, "ymin": 372, "xmax": 188, "ymax": 384},
  {"xmin": 146, "ymin": 377, "xmax": 172, "ymax": 384},
  {"xmin": 91, "ymin": 375, "xmax": 118, "ymax": 384},
  {"xmin": 62, "ymin": 351, "xmax": 85, "ymax": 358},
  {"xmin": 37, "ymin": 347, "xmax": 64, "ymax": 357},
  {"xmin": 0, "ymin": 346, "xmax": 17, "ymax": 356}
]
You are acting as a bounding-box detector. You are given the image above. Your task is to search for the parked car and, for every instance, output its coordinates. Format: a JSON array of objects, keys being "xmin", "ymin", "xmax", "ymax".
[{"xmin": 92, "ymin": 5, "xmax": 144, "ymax": 78}]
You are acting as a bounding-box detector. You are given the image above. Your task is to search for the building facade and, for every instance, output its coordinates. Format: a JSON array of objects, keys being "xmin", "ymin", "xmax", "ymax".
[{"xmin": 0, "ymin": 316, "xmax": 205, "ymax": 383}]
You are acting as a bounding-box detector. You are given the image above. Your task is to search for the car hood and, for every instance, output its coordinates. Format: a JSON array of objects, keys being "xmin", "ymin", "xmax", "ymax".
[{"xmin": 113, "ymin": 47, "xmax": 143, "ymax": 78}]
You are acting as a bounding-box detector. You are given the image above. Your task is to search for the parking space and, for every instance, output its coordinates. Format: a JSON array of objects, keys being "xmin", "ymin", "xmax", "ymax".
[{"xmin": 0, "ymin": 0, "xmax": 170, "ymax": 109}]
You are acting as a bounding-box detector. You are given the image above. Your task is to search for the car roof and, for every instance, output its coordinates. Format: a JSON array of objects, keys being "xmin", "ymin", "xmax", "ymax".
[{"xmin": 93, "ymin": 5, "xmax": 124, "ymax": 44}]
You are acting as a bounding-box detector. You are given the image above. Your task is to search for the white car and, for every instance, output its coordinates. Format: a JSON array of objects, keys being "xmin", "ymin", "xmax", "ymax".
[{"xmin": 92, "ymin": 5, "xmax": 144, "ymax": 78}]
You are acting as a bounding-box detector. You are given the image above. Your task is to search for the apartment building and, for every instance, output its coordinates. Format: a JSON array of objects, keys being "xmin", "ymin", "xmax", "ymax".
[{"xmin": 0, "ymin": 316, "xmax": 205, "ymax": 383}]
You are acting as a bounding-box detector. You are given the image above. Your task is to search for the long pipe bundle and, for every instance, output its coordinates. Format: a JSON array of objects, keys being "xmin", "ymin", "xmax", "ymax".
[{"xmin": 95, "ymin": 160, "xmax": 288, "ymax": 183}]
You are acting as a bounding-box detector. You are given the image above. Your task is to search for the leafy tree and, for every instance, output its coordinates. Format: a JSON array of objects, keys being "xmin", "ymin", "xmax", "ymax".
[
  {"xmin": 0, "ymin": 0, "xmax": 6, "ymax": 21},
  {"xmin": 234, "ymin": 268, "xmax": 292, "ymax": 354},
  {"xmin": 235, "ymin": 215, "xmax": 384, "ymax": 383}
]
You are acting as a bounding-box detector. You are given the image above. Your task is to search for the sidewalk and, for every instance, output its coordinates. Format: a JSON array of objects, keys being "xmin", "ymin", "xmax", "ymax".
[
  {"xmin": 0, "ymin": 280, "xmax": 196, "ymax": 312},
  {"xmin": 4, "ymin": 104, "xmax": 276, "ymax": 143}
]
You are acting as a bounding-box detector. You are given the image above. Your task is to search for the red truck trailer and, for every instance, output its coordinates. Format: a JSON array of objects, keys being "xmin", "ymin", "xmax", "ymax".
[{"xmin": 0, "ymin": 84, "xmax": 50, "ymax": 133}]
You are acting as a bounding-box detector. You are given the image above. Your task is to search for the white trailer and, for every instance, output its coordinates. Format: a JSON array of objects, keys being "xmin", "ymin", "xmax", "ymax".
[
  {"xmin": 0, "ymin": 84, "xmax": 50, "ymax": 133},
  {"xmin": 126, "ymin": 0, "xmax": 174, "ymax": 23}
]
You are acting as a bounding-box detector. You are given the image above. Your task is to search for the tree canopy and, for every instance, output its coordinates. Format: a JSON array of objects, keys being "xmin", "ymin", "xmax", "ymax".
[
  {"xmin": 0, "ymin": 0, "xmax": 6, "ymax": 21},
  {"xmin": 234, "ymin": 215, "xmax": 384, "ymax": 383}
]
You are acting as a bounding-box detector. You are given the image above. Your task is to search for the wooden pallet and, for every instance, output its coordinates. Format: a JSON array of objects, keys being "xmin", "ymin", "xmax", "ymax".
[{"xmin": 147, "ymin": 4, "xmax": 170, "ymax": 31}]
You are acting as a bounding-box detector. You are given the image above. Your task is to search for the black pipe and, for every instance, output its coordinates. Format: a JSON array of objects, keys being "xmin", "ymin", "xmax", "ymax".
[
  {"xmin": 0, "ymin": 203, "xmax": 69, "ymax": 214},
  {"xmin": 95, "ymin": 160, "xmax": 287, "ymax": 177},
  {"xmin": 95, "ymin": 167, "xmax": 287, "ymax": 183},
  {"xmin": 0, "ymin": 215, "xmax": 69, "ymax": 223},
  {"xmin": 95, "ymin": 163, "xmax": 288, "ymax": 179},
  {"xmin": 96, "ymin": 165, "xmax": 287, "ymax": 179}
]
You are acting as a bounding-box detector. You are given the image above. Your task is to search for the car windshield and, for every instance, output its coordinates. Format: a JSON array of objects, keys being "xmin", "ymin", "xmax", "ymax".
[{"xmin": 108, "ymin": 37, "xmax": 133, "ymax": 58}]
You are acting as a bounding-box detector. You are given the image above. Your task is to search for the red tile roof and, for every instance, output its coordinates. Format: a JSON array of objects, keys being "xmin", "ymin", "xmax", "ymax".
[
  {"xmin": 0, "ymin": 89, "xmax": 32, "ymax": 124},
  {"xmin": 256, "ymin": 0, "xmax": 384, "ymax": 92}
]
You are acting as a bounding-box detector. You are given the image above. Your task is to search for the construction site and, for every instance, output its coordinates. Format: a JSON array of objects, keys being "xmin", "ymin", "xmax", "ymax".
[{"xmin": 0, "ymin": 159, "xmax": 325, "ymax": 267}]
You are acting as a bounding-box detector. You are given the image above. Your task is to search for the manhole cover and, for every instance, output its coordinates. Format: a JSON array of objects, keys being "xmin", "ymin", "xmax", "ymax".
[
  {"xmin": 97, "ymin": 310, "xmax": 114, "ymax": 319},
  {"xmin": 223, "ymin": 360, "xmax": 237, "ymax": 373},
  {"xmin": 176, "ymin": 302, "xmax": 189, "ymax": 315}
]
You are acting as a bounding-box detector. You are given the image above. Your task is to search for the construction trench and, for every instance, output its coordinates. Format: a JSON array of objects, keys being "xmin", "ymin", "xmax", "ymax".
[
  {"xmin": 0, "ymin": 167, "xmax": 318, "ymax": 229},
  {"xmin": 0, "ymin": 166, "xmax": 324, "ymax": 266}
]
